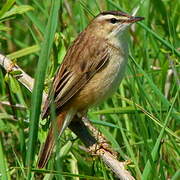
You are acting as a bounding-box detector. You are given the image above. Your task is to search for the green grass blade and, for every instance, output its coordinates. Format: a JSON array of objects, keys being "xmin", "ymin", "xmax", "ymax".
[
  {"xmin": 142, "ymin": 88, "xmax": 179, "ymax": 179},
  {"xmin": 0, "ymin": 0, "xmax": 15, "ymax": 18},
  {"xmin": 16, "ymin": 0, "xmax": 45, "ymax": 34},
  {"xmin": 118, "ymin": 121, "xmax": 142, "ymax": 178},
  {"xmin": 1, "ymin": 5, "xmax": 33, "ymax": 20},
  {"xmin": 138, "ymin": 22, "xmax": 180, "ymax": 57},
  {"xmin": 25, "ymin": 0, "xmax": 60, "ymax": 179},
  {"xmin": 0, "ymin": 136, "xmax": 10, "ymax": 180},
  {"xmin": 7, "ymin": 45, "xmax": 40, "ymax": 59},
  {"xmin": 171, "ymin": 170, "xmax": 180, "ymax": 180},
  {"xmin": 129, "ymin": 54, "xmax": 178, "ymax": 113}
]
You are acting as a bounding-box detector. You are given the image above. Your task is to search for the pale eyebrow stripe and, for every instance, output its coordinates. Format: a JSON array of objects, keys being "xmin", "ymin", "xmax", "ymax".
[
  {"xmin": 96, "ymin": 14, "xmax": 129, "ymax": 21},
  {"xmin": 96, "ymin": 15, "xmax": 116, "ymax": 21}
]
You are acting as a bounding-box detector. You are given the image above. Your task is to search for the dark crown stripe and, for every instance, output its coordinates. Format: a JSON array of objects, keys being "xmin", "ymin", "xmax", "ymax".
[{"xmin": 100, "ymin": 11, "xmax": 130, "ymax": 17}]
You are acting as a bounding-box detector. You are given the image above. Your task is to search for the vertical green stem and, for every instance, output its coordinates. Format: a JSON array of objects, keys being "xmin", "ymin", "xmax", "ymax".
[{"xmin": 26, "ymin": 1, "xmax": 60, "ymax": 179}]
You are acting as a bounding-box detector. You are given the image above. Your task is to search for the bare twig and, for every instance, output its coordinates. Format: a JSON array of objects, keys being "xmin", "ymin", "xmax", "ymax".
[
  {"xmin": 100, "ymin": 151, "xmax": 134, "ymax": 180},
  {"xmin": 80, "ymin": 118, "xmax": 134, "ymax": 180},
  {"xmin": 0, "ymin": 101, "xmax": 27, "ymax": 110},
  {"xmin": 0, "ymin": 54, "xmax": 34, "ymax": 92},
  {"xmin": 82, "ymin": 117, "xmax": 118, "ymax": 157},
  {"xmin": 0, "ymin": 54, "xmax": 47, "ymax": 103},
  {"xmin": 0, "ymin": 53, "xmax": 135, "ymax": 179}
]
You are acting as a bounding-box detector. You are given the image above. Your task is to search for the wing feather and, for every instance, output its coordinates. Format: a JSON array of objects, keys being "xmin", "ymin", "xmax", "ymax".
[{"xmin": 42, "ymin": 31, "xmax": 109, "ymax": 119}]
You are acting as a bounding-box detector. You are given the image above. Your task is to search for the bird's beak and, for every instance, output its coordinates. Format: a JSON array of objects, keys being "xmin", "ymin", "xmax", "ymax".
[{"xmin": 126, "ymin": 16, "xmax": 144, "ymax": 23}]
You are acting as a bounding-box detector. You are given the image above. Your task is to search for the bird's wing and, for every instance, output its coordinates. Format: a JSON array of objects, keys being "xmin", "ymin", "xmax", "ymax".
[{"xmin": 42, "ymin": 32, "xmax": 110, "ymax": 119}]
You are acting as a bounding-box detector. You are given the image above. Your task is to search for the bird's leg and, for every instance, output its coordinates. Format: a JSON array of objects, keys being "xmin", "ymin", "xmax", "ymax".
[
  {"xmin": 68, "ymin": 116, "xmax": 97, "ymax": 147},
  {"xmin": 69, "ymin": 116, "xmax": 117, "ymax": 158}
]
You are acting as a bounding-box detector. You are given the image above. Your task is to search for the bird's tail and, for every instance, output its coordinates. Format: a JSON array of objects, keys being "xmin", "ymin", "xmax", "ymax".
[{"xmin": 38, "ymin": 108, "xmax": 75, "ymax": 168}]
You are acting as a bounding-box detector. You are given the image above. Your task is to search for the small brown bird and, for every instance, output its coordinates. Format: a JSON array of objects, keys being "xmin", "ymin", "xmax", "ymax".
[{"xmin": 38, "ymin": 11, "xmax": 144, "ymax": 168}]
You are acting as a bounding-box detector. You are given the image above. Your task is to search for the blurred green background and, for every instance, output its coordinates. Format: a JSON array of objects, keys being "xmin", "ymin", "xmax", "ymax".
[{"xmin": 0, "ymin": 0, "xmax": 179, "ymax": 179}]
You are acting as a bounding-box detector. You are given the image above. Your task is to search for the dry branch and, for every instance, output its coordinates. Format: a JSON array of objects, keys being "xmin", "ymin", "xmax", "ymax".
[
  {"xmin": 0, "ymin": 101, "xmax": 27, "ymax": 110},
  {"xmin": 0, "ymin": 53, "xmax": 135, "ymax": 180},
  {"xmin": 0, "ymin": 54, "xmax": 34, "ymax": 92}
]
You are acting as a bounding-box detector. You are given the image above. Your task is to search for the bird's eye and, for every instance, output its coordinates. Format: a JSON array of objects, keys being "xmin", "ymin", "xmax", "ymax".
[{"xmin": 110, "ymin": 18, "xmax": 118, "ymax": 24}]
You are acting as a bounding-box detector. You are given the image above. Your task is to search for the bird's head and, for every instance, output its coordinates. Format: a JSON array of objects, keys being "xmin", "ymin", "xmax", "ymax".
[{"xmin": 89, "ymin": 11, "xmax": 144, "ymax": 38}]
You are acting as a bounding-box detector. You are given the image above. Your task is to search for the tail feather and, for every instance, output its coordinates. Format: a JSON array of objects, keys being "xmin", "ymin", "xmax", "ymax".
[{"xmin": 38, "ymin": 111, "xmax": 67, "ymax": 168}]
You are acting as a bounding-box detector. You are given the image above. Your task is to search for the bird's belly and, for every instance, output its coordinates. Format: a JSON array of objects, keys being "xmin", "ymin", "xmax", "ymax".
[
  {"xmin": 75, "ymin": 53, "xmax": 128, "ymax": 110},
  {"xmin": 92, "ymin": 55, "xmax": 127, "ymax": 104}
]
